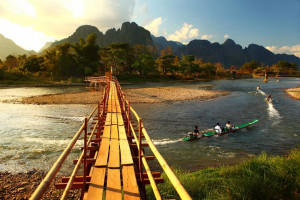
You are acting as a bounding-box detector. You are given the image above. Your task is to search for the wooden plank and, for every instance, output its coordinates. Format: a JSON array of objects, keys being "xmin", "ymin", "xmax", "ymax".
[
  {"xmin": 86, "ymin": 167, "xmax": 106, "ymax": 200},
  {"xmin": 106, "ymin": 168, "xmax": 122, "ymax": 200},
  {"xmin": 122, "ymin": 166, "xmax": 140, "ymax": 200},
  {"xmin": 119, "ymin": 125, "xmax": 133, "ymax": 166},
  {"xmin": 112, "ymin": 99, "xmax": 117, "ymax": 112},
  {"xmin": 105, "ymin": 113, "xmax": 112, "ymax": 125},
  {"xmin": 95, "ymin": 126, "xmax": 111, "ymax": 167},
  {"xmin": 117, "ymin": 114, "xmax": 124, "ymax": 126},
  {"xmin": 112, "ymin": 112, "xmax": 118, "ymax": 125},
  {"xmin": 108, "ymin": 125, "xmax": 120, "ymax": 168}
]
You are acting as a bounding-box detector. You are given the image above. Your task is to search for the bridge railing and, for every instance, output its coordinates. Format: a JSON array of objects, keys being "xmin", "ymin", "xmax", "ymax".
[
  {"xmin": 30, "ymin": 84, "xmax": 109, "ymax": 200},
  {"xmin": 114, "ymin": 79, "xmax": 192, "ymax": 200}
]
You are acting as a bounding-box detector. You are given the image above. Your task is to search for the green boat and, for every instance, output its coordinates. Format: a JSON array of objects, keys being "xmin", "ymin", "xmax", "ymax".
[{"xmin": 183, "ymin": 119, "xmax": 259, "ymax": 141}]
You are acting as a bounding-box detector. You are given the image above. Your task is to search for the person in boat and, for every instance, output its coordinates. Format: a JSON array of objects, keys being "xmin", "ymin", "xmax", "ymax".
[
  {"xmin": 224, "ymin": 121, "xmax": 232, "ymax": 131},
  {"xmin": 215, "ymin": 123, "xmax": 222, "ymax": 134},
  {"xmin": 256, "ymin": 86, "xmax": 261, "ymax": 91},
  {"xmin": 267, "ymin": 95, "xmax": 272, "ymax": 102},
  {"xmin": 193, "ymin": 126, "xmax": 200, "ymax": 136}
]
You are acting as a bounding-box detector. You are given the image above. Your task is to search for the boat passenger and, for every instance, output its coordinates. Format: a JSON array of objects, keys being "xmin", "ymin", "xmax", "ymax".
[
  {"xmin": 267, "ymin": 95, "xmax": 272, "ymax": 102},
  {"xmin": 194, "ymin": 126, "xmax": 199, "ymax": 136},
  {"xmin": 256, "ymin": 86, "xmax": 261, "ymax": 91},
  {"xmin": 215, "ymin": 123, "xmax": 222, "ymax": 134},
  {"xmin": 225, "ymin": 121, "xmax": 231, "ymax": 131}
]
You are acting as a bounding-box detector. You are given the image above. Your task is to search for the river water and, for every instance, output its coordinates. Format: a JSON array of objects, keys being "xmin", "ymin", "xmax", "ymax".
[{"xmin": 0, "ymin": 78, "xmax": 299, "ymax": 173}]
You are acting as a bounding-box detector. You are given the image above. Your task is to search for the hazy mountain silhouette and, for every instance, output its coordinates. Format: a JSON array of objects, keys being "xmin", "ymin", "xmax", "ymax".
[{"xmin": 0, "ymin": 34, "xmax": 29, "ymax": 60}]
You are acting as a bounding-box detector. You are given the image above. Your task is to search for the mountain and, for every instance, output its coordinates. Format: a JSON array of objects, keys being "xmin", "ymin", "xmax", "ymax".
[
  {"xmin": 151, "ymin": 35, "xmax": 183, "ymax": 53},
  {"xmin": 47, "ymin": 22, "xmax": 300, "ymax": 67},
  {"xmin": 170, "ymin": 38, "xmax": 300, "ymax": 67},
  {"xmin": 0, "ymin": 34, "xmax": 29, "ymax": 60},
  {"xmin": 50, "ymin": 22, "xmax": 153, "ymax": 48}
]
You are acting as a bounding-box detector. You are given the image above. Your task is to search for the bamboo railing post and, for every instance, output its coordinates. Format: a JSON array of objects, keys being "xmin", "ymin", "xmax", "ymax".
[
  {"xmin": 127, "ymin": 102, "xmax": 131, "ymax": 137},
  {"xmin": 97, "ymin": 102, "xmax": 100, "ymax": 136},
  {"xmin": 138, "ymin": 118, "xmax": 143, "ymax": 182},
  {"xmin": 81, "ymin": 117, "xmax": 88, "ymax": 200}
]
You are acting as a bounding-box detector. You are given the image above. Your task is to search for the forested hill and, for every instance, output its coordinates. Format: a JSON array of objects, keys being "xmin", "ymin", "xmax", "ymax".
[
  {"xmin": 50, "ymin": 22, "xmax": 153, "ymax": 48},
  {"xmin": 49, "ymin": 21, "xmax": 300, "ymax": 67},
  {"xmin": 0, "ymin": 34, "xmax": 29, "ymax": 60}
]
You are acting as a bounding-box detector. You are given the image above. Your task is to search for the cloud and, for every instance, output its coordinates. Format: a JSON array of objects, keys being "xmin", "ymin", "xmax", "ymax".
[
  {"xmin": 266, "ymin": 45, "xmax": 300, "ymax": 58},
  {"xmin": 0, "ymin": 0, "xmax": 136, "ymax": 51},
  {"xmin": 224, "ymin": 34, "xmax": 229, "ymax": 39},
  {"xmin": 167, "ymin": 23, "xmax": 199, "ymax": 42},
  {"xmin": 144, "ymin": 17, "xmax": 162, "ymax": 36},
  {"xmin": 201, "ymin": 34, "xmax": 213, "ymax": 40}
]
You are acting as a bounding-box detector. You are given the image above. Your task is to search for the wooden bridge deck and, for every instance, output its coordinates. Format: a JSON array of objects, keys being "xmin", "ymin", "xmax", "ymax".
[{"xmin": 85, "ymin": 81, "xmax": 140, "ymax": 200}]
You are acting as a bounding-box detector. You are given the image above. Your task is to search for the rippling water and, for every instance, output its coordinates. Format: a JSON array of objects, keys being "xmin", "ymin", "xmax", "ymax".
[{"xmin": 0, "ymin": 79, "xmax": 299, "ymax": 173}]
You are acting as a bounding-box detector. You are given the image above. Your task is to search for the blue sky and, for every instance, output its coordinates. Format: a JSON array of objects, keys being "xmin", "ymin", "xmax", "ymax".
[
  {"xmin": 0, "ymin": 0, "xmax": 299, "ymax": 56},
  {"xmin": 133, "ymin": 0, "xmax": 300, "ymax": 55}
]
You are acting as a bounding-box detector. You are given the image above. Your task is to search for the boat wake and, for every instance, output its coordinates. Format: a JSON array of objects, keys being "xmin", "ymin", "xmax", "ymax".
[
  {"xmin": 267, "ymin": 102, "xmax": 281, "ymax": 119},
  {"xmin": 152, "ymin": 138, "xmax": 182, "ymax": 145},
  {"xmin": 257, "ymin": 89, "xmax": 267, "ymax": 96}
]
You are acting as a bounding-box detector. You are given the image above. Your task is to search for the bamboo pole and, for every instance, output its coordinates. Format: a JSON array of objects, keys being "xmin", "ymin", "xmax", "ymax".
[
  {"xmin": 138, "ymin": 118, "xmax": 143, "ymax": 182},
  {"xmin": 30, "ymin": 124, "xmax": 85, "ymax": 200},
  {"xmin": 129, "ymin": 103, "xmax": 192, "ymax": 200}
]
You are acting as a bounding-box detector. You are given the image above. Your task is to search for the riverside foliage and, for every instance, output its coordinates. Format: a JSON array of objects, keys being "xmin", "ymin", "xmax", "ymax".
[
  {"xmin": 146, "ymin": 149, "xmax": 300, "ymax": 200},
  {"xmin": 0, "ymin": 34, "xmax": 298, "ymax": 83}
]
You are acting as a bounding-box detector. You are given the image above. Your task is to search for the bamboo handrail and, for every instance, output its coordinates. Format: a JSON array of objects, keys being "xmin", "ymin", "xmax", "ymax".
[
  {"xmin": 128, "ymin": 101, "xmax": 192, "ymax": 200},
  {"xmin": 128, "ymin": 119, "xmax": 162, "ymax": 200},
  {"xmin": 60, "ymin": 119, "xmax": 100, "ymax": 200},
  {"xmin": 30, "ymin": 88, "xmax": 107, "ymax": 200},
  {"xmin": 30, "ymin": 123, "xmax": 85, "ymax": 200}
]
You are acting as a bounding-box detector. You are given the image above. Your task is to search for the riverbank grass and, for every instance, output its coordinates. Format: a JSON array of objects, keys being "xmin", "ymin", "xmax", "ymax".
[{"xmin": 146, "ymin": 149, "xmax": 300, "ymax": 200}]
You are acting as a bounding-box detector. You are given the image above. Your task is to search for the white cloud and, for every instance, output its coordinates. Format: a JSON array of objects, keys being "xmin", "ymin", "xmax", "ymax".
[
  {"xmin": 144, "ymin": 17, "xmax": 162, "ymax": 36},
  {"xmin": 0, "ymin": 0, "xmax": 136, "ymax": 51},
  {"xmin": 266, "ymin": 45, "xmax": 300, "ymax": 58},
  {"xmin": 201, "ymin": 34, "xmax": 213, "ymax": 40},
  {"xmin": 224, "ymin": 34, "xmax": 229, "ymax": 39},
  {"xmin": 167, "ymin": 23, "xmax": 199, "ymax": 42},
  {"xmin": 189, "ymin": 28, "xmax": 199, "ymax": 38}
]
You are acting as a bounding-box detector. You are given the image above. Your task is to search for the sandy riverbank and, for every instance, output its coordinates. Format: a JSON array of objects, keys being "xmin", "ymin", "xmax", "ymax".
[
  {"xmin": 10, "ymin": 85, "xmax": 229, "ymax": 104},
  {"xmin": 285, "ymin": 86, "xmax": 300, "ymax": 100}
]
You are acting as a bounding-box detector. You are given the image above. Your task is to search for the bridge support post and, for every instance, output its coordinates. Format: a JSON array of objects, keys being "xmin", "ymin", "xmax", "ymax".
[
  {"xmin": 81, "ymin": 117, "xmax": 88, "ymax": 200},
  {"xmin": 138, "ymin": 118, "xmax": 143, "ymax": 183}
]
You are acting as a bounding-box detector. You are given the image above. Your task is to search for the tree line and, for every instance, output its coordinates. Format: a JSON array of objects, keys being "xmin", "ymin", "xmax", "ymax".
[{"xmin": 0, "ymin": 34, "xmax": 298, "ymax": 82}]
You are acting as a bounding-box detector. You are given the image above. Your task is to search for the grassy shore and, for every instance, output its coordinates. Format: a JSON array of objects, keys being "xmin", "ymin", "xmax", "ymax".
[{"xmin": 146, "ymin": 148, "xmax": 300, "ymax": 200}]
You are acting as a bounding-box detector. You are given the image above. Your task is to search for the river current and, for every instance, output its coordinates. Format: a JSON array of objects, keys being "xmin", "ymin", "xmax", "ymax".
[{"xmin": 0, "ymin": 78, "xmax": 299, "ymax": 173}]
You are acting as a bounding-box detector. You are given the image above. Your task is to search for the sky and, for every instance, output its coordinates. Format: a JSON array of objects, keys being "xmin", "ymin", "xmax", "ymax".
[{"xmin": 0, "ymin": 0, "xmax": 299, "ymax": 57}]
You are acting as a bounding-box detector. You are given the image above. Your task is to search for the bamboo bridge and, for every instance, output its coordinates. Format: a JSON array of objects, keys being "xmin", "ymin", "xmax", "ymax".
[{"xmin": 30, "ymin": 74, "xmax": 191, "ymax": 200}]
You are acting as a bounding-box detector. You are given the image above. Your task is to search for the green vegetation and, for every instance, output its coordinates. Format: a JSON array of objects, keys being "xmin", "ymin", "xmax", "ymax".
[
  {"xmin": 0, "ymin": 34, "xmax": 298, "ymax": 85},
  {"xmin": 146, "ymin": 149, "xmax": 300, "ymax": 200}
]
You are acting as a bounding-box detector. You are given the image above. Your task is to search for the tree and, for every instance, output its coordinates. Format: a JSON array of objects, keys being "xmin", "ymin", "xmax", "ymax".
[
  {"xmin": 200, "ymin": 63, "xmax": 216, "ymax": 77},
  {"xmin": 74, "ymin": 33, "xmax": 100, "ymax": 76},
  {"xmin": 240, "ymin": 61, "xmax": 260, "ymax": 73},
  {"xmin": 157, "ymin": 54, "xmax": 175, "ymax": 75},
  {"xmin": 23, "ymin": 55, "xmax": 44, "ymax": 73},
  {"xmin": 3, "ymin": 55, "xmax": 18, "ymax": 71},
  {"xmin": 133, "ymin": 44, "xmax": 156, "ymax": 75}
]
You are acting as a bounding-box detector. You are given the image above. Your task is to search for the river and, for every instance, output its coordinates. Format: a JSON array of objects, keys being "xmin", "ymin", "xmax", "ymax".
[{"xmin": 0, "ymin": 78, "xmax": 299, "ymax": 173}]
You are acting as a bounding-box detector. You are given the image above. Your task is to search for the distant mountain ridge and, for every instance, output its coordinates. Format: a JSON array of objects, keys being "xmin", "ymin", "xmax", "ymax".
[
  {"xmin": 0, "ymin": 34, "xmax": 30, "ymax": 60},
  {"xmin": 1, "ymin": 22, "xmax": 298, "ymax": 67},
  {"xmin": 50, "ymin": 22, "xmax": 152, "ymax": 48},
  {"xmin": 50, "ymin": 22, "xmax": 299, "ymax": 67}
]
